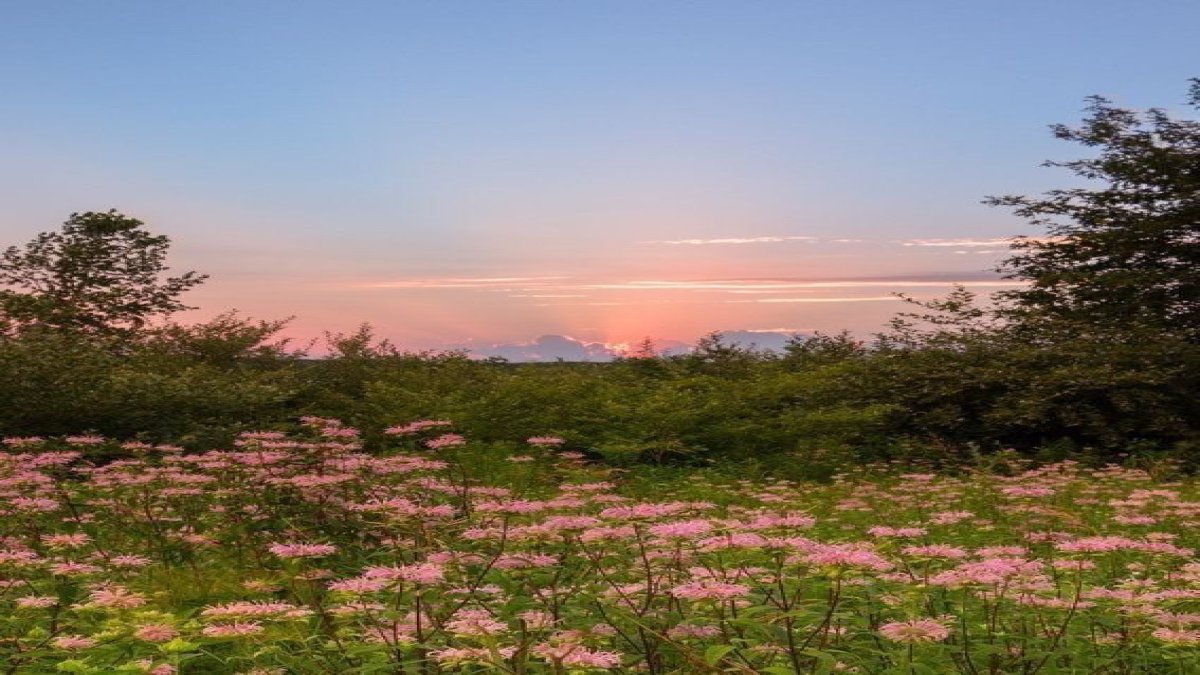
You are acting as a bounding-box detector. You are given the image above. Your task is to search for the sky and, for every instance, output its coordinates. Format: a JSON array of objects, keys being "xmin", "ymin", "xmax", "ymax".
[{"xmin": 2, "ymin": 1, "xmax": 1198, "ymax": 359}]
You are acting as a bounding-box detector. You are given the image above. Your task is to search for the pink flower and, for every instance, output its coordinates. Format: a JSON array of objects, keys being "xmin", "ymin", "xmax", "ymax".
[
  {"xmin": 1051, "ymin": 559, "xmax": 1096, "ymax": 571},
  {"xmin": 579, "ymin": 525, "xmax": 637, "ymax": 542},
  {"xmin": 15, "ymin": 596, "xmax": 57, "ymax": 609},
  {"xmin": 743, "ymin": 514, "xmax": 816, "ymax": 530},
  {"xmin": 1151, "ymin": 628, "xmax": 1199, "ymax": 645},
  {"xmin": 328, "ymin": 577, "xmax": 390, "ymax": 593},
  {"xmin": 3, "ymin": 436, "xmax": 43, "ymax": 447},
  {"xmin": 425, "ymin": 433, "xmax": 467, "ymax": 449},
  {"xmin": 699, "ymin": 533, "xmax": 769, "ymax": 551},
  {"xmin": 431, "ymin": 646, "xmax": 516, "ymax": 665},
  {"xmin": 976, "ymin": 546, "xmax": 1028, "ymax": 557},
  {"xmin": 1114, "ymin": 515, "xmax": 1157, "ymax": 525},
  {"xmin": 493, "ymin": 553, "xmax": 559, "ymax": 569},
  {"xmin": 805, "ymin": 544, "xmax": 894, "ymax": 571},
  {"xmin": 41, "ymin": 533, "xmax": 90, "ymax": 548},
  {"xmin": 360, "ymin": 620, "xmax": 418, "ymax": 645},
  {"xmin": 52, "ymin": 634, "xmax": 97, "ymax": 650},
  {"xmin": 879, "ymin": 618, "xmax": 952, "ymax": 643},
  {"xmin": 85, "ymin": 585, "xmax": 147, "ymax": 608},
  {"xmin": 561, "ymin": 648, "xmax": 623, "ymax": 669},
  {"xmin": 109, "ymin": 554, "xmax": 153, "ymax": 568},
  {"xmin": 49, "ymin": 561, "xmax": 101, "ymax": 576},
  {"xmin": 929, "ymin": 511, "xmax": 973, "ymax": 525},
  {"xmin": 532, "ymin": 643, "xmax": 622, "ymax": 669},
  {"xmin": 519, "ymin": 610, "xmax": 555, "ymax": 630},
  {"xmin": 599, "ymin": 502, "xmax": 697, "ymax": 519},
  {"xmin": 201, "ymin": 601, "xmax": 311, "ymax": 620},
  {"xmin": 134, "ymin": 624, "xmax": 180, "ymax": 642},
  {"xmin": 670, "ymin": 581, "xmax": 752, "ymax": 601},
  {"xmin": 928, "ymin": 558, "xmax": 1043, "ymax": 587},
  {"xmin": 65, "ymin": 435, "xmax": 105, "ymax": 445},
  {"xmin": 202, "ymin": 622, "xmax": 265, "ymax": 637},
  {"xmin": 0, "ymin": 550, "xmax": 41, "ymax": 566},
  {"xmin": 476, "ymin": 499, "xmax": 550, "ymax": 514},
  {"xmin": 649, "ymin": 519, "xmax": 714, "ymax": 539},
  {"xmin": 320, "ymin": 426, "xmax": 361, "ymax": 438},
  {"xmin": 361, "ymin": 562, "xmax": 446, "ymax": 585},
  {"xmin": 1055, "ymin": 536, "xmax": 1138, "ymax": 553},
  {"xmin": 902, "ymin": 544, "xmax": 968, "ymax": 559},
  {"xmin": 445, "ymin": 609, "xmax": 509, "ymax": 636},
  {"xmin": 868, "ymin": 526, "xmax": 927, "ymax": 538},
  {"xmin": 1001, "ymin": 486, "xmax": 1055, "ymax": 497},
  {"xmin": 8, "ymin": 497, "xmax": 60, "ymax": 512},
  {"xmin": 268, "ymin": 542, "xmax": 337, "ymax": 558}
]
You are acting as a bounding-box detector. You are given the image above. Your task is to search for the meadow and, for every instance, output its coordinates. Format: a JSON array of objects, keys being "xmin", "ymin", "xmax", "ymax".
[
  {"xmin": 1, "ymin": 418, "xmax": 1196, "ymax": 674},
  {"xmin": 1, "ymin": 21, "xmax": 1197, "ymax": 675}
]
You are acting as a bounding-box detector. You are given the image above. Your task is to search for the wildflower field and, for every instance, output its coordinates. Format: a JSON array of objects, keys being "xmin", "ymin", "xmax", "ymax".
[{"xmin": 1, "ymin": 419, "xmax": 1197, "ymax": 674}]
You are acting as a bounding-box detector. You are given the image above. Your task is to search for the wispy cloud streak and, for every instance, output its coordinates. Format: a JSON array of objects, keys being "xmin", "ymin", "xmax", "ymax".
[
  {"xmin": 639, "ymin": 235, "xmax": 1029, "ymax": 249},
  {"xmin": 731, "ymin": 296, "xmax": 900, "ymax": 304},
  {"xmin": 643, "ymin": 236, "xmax": 818, "ymax": 245},
  {"xmin": 900, "ymin": 238, "xmax": 1014, "ymax": 248},
  {"xmin": 357, "ymin": 276, "xmax": 567, "ymax": 289},
  {"xmin": 354, "ymin": 275, "xmax": 1024, "ymax": 295},
  {"xmin": 590, "ymin": 279, "xmax": 1024, "ymax": 291}
]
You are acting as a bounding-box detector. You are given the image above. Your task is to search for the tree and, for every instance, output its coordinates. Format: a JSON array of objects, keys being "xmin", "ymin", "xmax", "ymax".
[
  {"xmin": 986, "ymin": 80, "xmax": 1200, "ymax": 341},
  {"xmin": 0, "ymin": 210, "xmax": 207, "ymax": 336},
  {"xmin": 142, "ymin": 311, "xmax": 303, "ymax": 367},
  {"xmin": 782, "ymin": 330, "xmax": 868, "ymax": 367}
]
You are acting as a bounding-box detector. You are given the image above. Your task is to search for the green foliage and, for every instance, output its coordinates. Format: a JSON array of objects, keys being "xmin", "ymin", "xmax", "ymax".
[
  {"xmin": 781, "ymin": 330, "xmax": 868, "ymax": 366},
  {"xmin": 0, "ymin": 210, "xmax": 207, "ymax": 336},
  {"xmin": 862, "ymin": 289, "xmax": 1198, "ymax": 457},
  {"xmin": 0, "ymin": 213, "xmax": 298, "ymax": 449},
  {"xmin": 1, "ymin": 315, "xmax": 1193, "ymax": 467},
  {"xmin": 344, "ymin": 343, "xmax": 898, "ymax": 470},
  {"xmin": 987, "ymin": 80, "xmax": 1200, "ymax": 342},
  {"xmin": 139, "ymin": 311, "xmax": 301, "ymax": 368},
  {"xmin": 0, "ymin": 326, "xmax": 296, "ymax": 446}
]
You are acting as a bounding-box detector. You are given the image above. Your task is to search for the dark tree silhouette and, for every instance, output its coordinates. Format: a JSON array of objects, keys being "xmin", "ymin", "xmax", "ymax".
[
  {"xmin": 987, "ymin": 80, "xmax": 1200, "ymax": 342},
  {"xmin": 0, "ymin": 210, "xmax": 208, "ymax": 336}
]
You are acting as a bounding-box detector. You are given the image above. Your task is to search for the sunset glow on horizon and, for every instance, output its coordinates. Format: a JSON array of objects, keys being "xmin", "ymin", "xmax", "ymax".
[{"xmin": 3, "ymin": 1, "xmax": 1197, "ymax": 358}]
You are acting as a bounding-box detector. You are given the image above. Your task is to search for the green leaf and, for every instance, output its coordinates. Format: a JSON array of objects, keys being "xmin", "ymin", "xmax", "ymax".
[
  {"xmin": 158, "ymin": 637, "xmax": 200, "ymax": 653},
  {"xmin": 703, "ymin": 644, "xmax": 736, "ymax": 665},
  {"xmin": 802, "ymin": 648, "xmax": 840, "ymax": 674}
]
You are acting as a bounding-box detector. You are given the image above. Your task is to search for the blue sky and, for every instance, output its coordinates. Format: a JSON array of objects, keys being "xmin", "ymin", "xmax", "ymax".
[{"xmin": 2, "ymin": 1, "xmax": 1197, "ymax": 356}]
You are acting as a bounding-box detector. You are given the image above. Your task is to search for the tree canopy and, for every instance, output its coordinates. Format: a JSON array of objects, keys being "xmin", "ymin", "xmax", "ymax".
[
  {"xmin": 0, "ymin": 210, "xmax": 207, "ymax": 336},
  {"xmin": 987, "ymin": 80, "xmax": 1200, "ymax": 341}
]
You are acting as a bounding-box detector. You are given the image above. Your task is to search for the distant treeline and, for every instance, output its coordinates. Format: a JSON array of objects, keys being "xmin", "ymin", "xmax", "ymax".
[{"xmin": 1, "ymin": 315, "xmax": 1195, "ymax": 475}]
